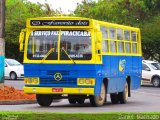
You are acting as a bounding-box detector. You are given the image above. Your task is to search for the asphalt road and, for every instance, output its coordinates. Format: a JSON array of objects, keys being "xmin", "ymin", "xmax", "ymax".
[
  {"xmin": 4, "ymin": 79, "xmax": 24, "ymax": 90},
  {"xmin": 2, "ymin": 79, "xmax": 160, "ymax": 112}
]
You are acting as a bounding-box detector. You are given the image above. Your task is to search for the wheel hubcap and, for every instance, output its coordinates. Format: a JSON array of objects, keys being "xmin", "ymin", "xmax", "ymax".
[
  {"xmin": 153, "ymin": 79, "xmax": 159, "ymax": 86},
  {"xmin": 11, "ymin": 74, "xmax": 15, "ymax": 79},
  {"xmin": 95, "ymin": 84, "xmax": 105, "ymax": 104}
]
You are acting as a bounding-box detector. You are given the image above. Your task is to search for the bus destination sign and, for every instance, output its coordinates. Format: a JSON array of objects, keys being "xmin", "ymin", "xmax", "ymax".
[{"xmin": 30, "ymin": 20, "xmax": 89, "ymax": 26}]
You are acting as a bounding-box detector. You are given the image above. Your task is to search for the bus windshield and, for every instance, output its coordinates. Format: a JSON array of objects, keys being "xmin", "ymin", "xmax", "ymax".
[{"xmin": 27, "ymin": 30, "xmax": 92, "ymax": 60}]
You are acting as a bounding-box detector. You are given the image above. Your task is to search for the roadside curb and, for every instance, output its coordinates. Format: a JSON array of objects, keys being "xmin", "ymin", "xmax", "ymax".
[{"xmin": 0, "ymin": 100, "xmax": 37, "ymax": 105}]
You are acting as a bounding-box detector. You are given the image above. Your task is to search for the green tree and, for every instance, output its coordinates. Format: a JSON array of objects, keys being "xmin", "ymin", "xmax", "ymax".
[
  {"xmin": 74, "ymin": 0, "xmax": 160, "ymax": 61},
  {"xmin": 74, "ymin": 0, "xmax": 149, "ymax": 25},
  {"xmin": 141, "ymin": 15, "xmax": 160, "ymax": 62},
  {"xmin": 5, "ymin": 0, "xmax": 57, "ymax": 62}
]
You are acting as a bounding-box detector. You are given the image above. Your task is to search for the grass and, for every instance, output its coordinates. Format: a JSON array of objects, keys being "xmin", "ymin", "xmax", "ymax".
[{"xmin": 0, "ymin": 112, "xmax": 160, "ymax": 120}]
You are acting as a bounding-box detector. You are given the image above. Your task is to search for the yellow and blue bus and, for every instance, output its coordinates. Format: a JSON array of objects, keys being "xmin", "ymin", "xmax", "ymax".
[{"xmin": 19, "ymin": 16, "xmax": 142, "ymax": 107}]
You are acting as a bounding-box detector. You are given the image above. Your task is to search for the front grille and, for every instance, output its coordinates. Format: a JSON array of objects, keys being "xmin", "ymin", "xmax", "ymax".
[
  {"xmin": 47, "ymin": 70, "xmax": 70, "ymax": 76},
  {"xmin": 40, "ymin": 77, "xmax": 77, "ymax": 86},
  {"xmin": 40, "ymin": 70, "xmax": 77, "ymax": 86}
]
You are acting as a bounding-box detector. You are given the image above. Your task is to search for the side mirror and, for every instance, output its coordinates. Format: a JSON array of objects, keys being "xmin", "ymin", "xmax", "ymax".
[
  {"xmin": 96, "ymin": 31, "xmax": 102, "ymax": 43},
  {"xmin": 5, "ymin": 64, "xmax": 7, "ymax": 67},
  {"xmin": 145, "ymin": 68, "xmax": 150, "ymax": 71},
  {"xmin": 19, "ymin": 32, "xmax": 25, "ymax": 43},
  {"xmin": 19, "ymin": 30, "xmax": 26, "ymax": 52},
  {"xmin": 19, "ymin": 43, "xmax": 24, "ymax": 51}
]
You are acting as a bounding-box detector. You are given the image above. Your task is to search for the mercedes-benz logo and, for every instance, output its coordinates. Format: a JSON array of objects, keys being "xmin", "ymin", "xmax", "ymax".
[{"xmin": 54, "ymin": 73, "xmax": 62, "ymax": 81}]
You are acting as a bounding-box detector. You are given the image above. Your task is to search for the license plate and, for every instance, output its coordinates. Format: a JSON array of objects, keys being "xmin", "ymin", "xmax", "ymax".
[{"xmin": 52, "ymin": 88, "xmax": 63, "ymax": 92}]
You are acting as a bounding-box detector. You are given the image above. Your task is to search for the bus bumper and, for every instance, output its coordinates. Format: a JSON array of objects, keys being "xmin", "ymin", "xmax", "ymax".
[{"xmin": 24, "ymin": 86, "xmax": 94, "ymax": 95}]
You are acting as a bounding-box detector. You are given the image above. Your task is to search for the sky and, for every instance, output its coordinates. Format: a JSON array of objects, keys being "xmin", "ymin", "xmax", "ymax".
[{"xmin": 28, "ymin": 0, "xmax": 84, "ymax": 14}]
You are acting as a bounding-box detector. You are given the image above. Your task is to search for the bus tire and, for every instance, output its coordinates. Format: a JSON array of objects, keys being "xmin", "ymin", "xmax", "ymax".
[
  {"xmin": 89, "ymin": 83, "xmax": 106, "ymax": 107},
  {"xmin": 68, "ymin": 98, "xmax": 77, "ymax": 104},
  {"xmin": 118, "ymin": 82, "xmax": 128, "ymax": 104},
  {"xmin": 36, "ymin": 94, "xmax": 53, "ymax": 107},
  {"xmin": 110, "ymin": 93, "xmax": 119, "ymax": 104},
  {"xmin": 77, "ymin": 98, "xmax": 85, "ymax": 104}
]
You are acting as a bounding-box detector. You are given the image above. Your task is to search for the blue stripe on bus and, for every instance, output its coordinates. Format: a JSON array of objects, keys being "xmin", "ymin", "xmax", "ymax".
[{"xmin": 24, "ymin": 55, "xmax": 142, "ymax": 96}]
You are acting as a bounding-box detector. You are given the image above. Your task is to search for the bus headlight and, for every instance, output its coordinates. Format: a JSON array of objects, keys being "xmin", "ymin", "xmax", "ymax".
[
  {"xmin": 77, "ymin": 78, "xmax": 95, "ymax": 86},
  {"xmin": 85, "ymin": 79, "xmax": 90, "ymax": 84},
  {"xmin": 79, "ymin": 79, "xmax": 85, "ymax": 84},
  {"xmin": 24, "ymin": 77, "xmax": 39, "ymax": 85}
]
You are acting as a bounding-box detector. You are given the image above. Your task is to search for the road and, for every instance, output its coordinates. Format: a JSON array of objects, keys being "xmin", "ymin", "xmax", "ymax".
[
  {"xmin": 4, "ymin": 79, "xmax": 24, "ymax": 90},
  {"xmin": 2, "ymin": 79, "xmax": 160, "ymax": 112}
]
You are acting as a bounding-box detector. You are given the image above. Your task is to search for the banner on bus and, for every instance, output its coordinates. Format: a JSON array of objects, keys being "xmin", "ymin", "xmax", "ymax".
[{"xmin": 30, "ymin": 20, "xmax": 90, "ymax": 26}]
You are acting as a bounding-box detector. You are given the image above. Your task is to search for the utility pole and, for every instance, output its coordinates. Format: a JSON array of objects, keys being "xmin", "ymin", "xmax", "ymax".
[{"xmin": 0, "ymin": 0, "xmax": 5, "ymax": 86}]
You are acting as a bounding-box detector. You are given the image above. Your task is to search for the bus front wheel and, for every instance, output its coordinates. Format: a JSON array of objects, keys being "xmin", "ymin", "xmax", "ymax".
[
  {"xmin": 89, "ymin": 83, "xmax": 106, "ymax": 107},
  {"xmin": 36, "ymin": 94, "xmax": 53, "ymax": 107},
  {"xmin": 118, "ymin": 82, "xmax": 128, "ymax": 104}
]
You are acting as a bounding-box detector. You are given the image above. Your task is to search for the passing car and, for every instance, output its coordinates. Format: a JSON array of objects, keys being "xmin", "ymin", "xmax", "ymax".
[
  {"xmin": 142, "ymin": 60, "xmax": 160, "ymax": 87},
  {"xmin": 5, "ymin": 58, "xmax": 24, "ymax": 80}
]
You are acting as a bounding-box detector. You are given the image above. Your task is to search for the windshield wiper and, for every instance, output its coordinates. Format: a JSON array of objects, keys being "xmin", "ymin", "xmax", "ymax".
[
  {"xmin": 61, "ymin": 47, "xmax": 76, "ymax": 64},
  {"xmin": 41, "ymin": 48, "xmax": 55, "ymax": 62}
]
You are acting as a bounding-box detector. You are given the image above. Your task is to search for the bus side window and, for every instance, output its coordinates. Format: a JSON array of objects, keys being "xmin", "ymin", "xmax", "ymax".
[
  {"xmin": 117, "ymin": 29, "xmax": 123, "ymax": 40},
  {"xmin": 100, "ymin": 26, "xmax": 108, "ymax": 38},
  {"xmin": 131, "ymin": 31, "xmax": 137, "ymax": 42},
  {"xmin": 132, "ymin": 43, "xmax": 137, "ymax": 53},
  {"xmin": 100, "ymin": 26, "xmax": 109, "ymax": 53},
  {"xmin": 131, "ymin": 31, "xmax": 138, "ymax": 54},
  {"xmin": 110, "ymin": 41, "xmax": 116, "ymax": 53},
  {"xmin": 124, "ymin": 30, "xmax": 130, "ymax": 40},
  {"xmin": 102, "ymin": 40, "xmax": 108, "ymax": 52},
  {"xmin": 117, "ymin": 28, "xmax": 124, "ymax": 53},
  {"xmin": 109, "ymin": 28, "xmax": 116, "ymax": 53},
  {"xmin": 137, "ymin": 33, "xmax": 140, "ymax": 54},
  {"xmin": 125, "ymin": 42, "xmax": 131, "ymax": 53},
  {"xmin": 124, "ymin": 30, "xmax": 131, "ymax": 53},
  {"xmin": 118, "ymin": 42, "xmax": 124, "ymax": 53},
  {"xmin": 109, "ymin": 28, "xmax": 116, "ymax": 40}
]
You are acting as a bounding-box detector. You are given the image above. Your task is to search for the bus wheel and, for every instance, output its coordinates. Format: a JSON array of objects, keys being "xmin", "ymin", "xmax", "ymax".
[
  {"xmin": 77, "ymin": 98, "xmax": 85, "ymax": 104},
  {"xmin": 36, "ymin": 94, "xmax": 53, "ymax": 107},
  {"xmin": 68, "ymin": 98, "xmax": 77, "ymax": 104},
  {"xmin": 89, "ymin": 83, "xmax": 106, "ymax": 107},
  {"xmin": 110, "ymin": 93, "xmax": 119, "ymax": 104},
  {"xmin": 118, "ymin": 82, "xmax": 128, "ymax": 104}
]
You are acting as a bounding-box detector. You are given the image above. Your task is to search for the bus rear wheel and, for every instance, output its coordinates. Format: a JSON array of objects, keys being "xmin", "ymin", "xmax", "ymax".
[
  {"xmin": 118, "ymin": 82, "xmax": 128, "ymax": 104},
  {"xmin": 77, "ymin": 98, "xmax": 85, "ymax": 104},
  {"xmin": 68, "ymin": 98, "xmax": 77, "ymax": 104},
  {"xmin": 89, "ymin": 83, "xmax": 106, "ymax": 107},
  {"xmin": 68, "ymin": 95, "xmax": 85, "ymax": 104},
  {"xmin": 110, "ymin": 93, "xmax": 119, "ymax": 104},
  {"xmin": 36, "ymin": 94, "xmax": 53, "ymax": 107}
]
